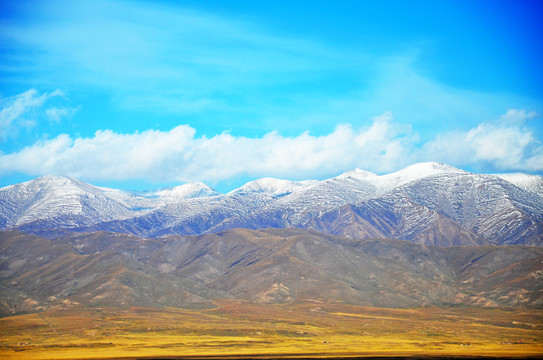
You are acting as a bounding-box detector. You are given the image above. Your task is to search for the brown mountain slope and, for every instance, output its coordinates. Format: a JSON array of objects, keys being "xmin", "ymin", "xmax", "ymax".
[{"xmin": 1, "ymin": 228, "xmax": 542, "ymax": 316}]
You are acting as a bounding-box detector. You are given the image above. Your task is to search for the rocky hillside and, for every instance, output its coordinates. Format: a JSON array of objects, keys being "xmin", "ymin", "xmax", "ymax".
[{"xmin": 1, "ymin": 229, "xmax": 541, "ymax": 316}]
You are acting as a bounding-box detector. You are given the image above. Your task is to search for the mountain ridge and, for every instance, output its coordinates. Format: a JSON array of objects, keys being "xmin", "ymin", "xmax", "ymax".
[
  {"xmin": 1, "ymin": 228, "xmax": 541, "ymax": 316},
  {"xmin": 1, "ymin": 162, "xmax": 542, "ymax": 246}
]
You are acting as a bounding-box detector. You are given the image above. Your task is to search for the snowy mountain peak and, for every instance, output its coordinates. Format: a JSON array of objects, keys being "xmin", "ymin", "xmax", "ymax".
[
  {"xmin": 232, "ymin": 177, "xmax": 317, "ymax": 197},
  {"xmin": 345, "ymin": 162, "xmax": 468, "ymax": 194},
  {"xmin": 396, "ymin": 162, "xmax": 464, "ymax": 177},
  {"xmin": 11, "ymin": 175, "xmax": 95, "ymax": 196},
  {"xmin": 35, "ymin": 174, "xmax": 73, "ymax": 182},
  {"xmin": 0, "ymin": 163, "xmax": 542, "ymax": 247},
  {"xmin": 336, "ymin": 168, "xmax": 377, "ymax": 180},
  {"xmin": 149, "ymin": 182, "xmax": 220, "ymax": 200},
  {"xmin": 31, "ymin": 175, "xmax": 79, "ymax": 187},
  {"xmin": 495, "ymin": 173, "xmax": 543, "ymax": 196},
  {"xmin": 384, "ymin": 162, "xmax": 465, "ymax": 185}
]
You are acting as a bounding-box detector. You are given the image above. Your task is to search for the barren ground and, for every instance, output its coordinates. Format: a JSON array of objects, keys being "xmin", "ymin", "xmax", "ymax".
[{"xmin": 1, "ymin": 300, "xmax": 541, "ymax": 359}]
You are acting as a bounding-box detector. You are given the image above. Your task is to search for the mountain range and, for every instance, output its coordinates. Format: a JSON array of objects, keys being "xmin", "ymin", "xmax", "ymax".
[
  {"xmin": 1, "ymin": 162, "xmax": 542, "ymax": 246},
  {"xmin": 1, "ymin": 162, "xmax": 543, "ymax": 316},
  {"xmin": 1, "ymin": 228, "xmax": 542, "ymax": 316}
]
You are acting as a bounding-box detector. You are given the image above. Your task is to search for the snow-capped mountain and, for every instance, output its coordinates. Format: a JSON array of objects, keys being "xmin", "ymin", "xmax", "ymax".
[
  {"xmin": 495, "ymin": 173, "xmax": 543, "ymax": 197},
  {"xmin": 208, "ymin": 163, "xmax": 542, "ymax": 246},
  {"xmin": 141, "ymin": 182, "xmax": 220, "ymax": 201},
  {"xmin": 0, "ymin": 176, "xmax": 219, "ymax": 231},
  {"xmin": 1, "ymin": 163, "xmax": 542, "ymax": 246},
  {"xmin": 0, "ymin": 176, "xmax": 149, "ymax": 229},
  {"xmin": 367, "ymin": 162, "xmax": 467, "ymax": 193},
  {"xmin": 231, "ymin": 177, "xmax": 317, "ymax": 197},
  {"xmin": 308, "ymin": 171, "xmax": 543, "ymax": 246}
]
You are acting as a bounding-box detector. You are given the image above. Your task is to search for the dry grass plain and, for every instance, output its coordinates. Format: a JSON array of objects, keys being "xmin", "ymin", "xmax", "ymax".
[{"xmin": 0, "ymin": 300, "xmax": 542, "ymax": 359}]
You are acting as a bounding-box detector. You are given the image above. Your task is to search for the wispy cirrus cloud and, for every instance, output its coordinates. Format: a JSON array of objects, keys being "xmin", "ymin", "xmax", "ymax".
[
  {"xmin": 1, "ymin": 0, "xmax": 540, "ymax": 140},
  {"xmin": 0, "ymin": 110, "xmax": 540, "ymax": 185},
  {"xmin": 0, "ymin": 89, "xmax": 72, "ymax": 140},
  {"xmin": 45, "ymin": 105, "xmax": 80, "ymax": 124},
  {"xmin": 0, "ymin": 0, "xmax": 348, "ymax": 120}
]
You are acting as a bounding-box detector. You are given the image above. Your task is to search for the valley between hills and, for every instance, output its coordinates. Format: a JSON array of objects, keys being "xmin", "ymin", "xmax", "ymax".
[{"xmin": 0, "ymin": 163, "xmax": 542, "ymax": 359}]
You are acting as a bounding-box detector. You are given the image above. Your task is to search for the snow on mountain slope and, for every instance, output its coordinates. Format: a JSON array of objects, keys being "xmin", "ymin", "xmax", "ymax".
[
  {"xmin": 211, "ymin": 171, "xmax": 381, "ymax": 232},
  {"xmin": 143, "ymin": 182, "xmax": 220, "ymax": 201},
  {"xmin": 0, "ymin": 177, "xmax": 226, "ymax": 231},
  {"xmin": 1, "ymin": 163, "xmax": 542, "ymax": 246},
  {"xmin": 495, "ymin": 173, "xmax": 543, "ymax": 196},
  {"xmin": 383, "ymin": 173, "xmax": 543, "ymax": 245},
  {"xmin": 211, "ymin": 162, "xmax": 466, "ymax": 232},
  {"xmin": 307, "ymin": 198, "xmax": 483, "ymax": 246},
  {"xmin": 306, "ymin": 170, "xmax": 543, "ymax": 246},
  {"xmin": 0, "ymin": 176, "xmax": 155, "ymax": 228},
  {"xmin": 81, "ymin": 191, "xmax": 276, "ymax": 237},
  {"xmin": 363, "ymin": 162, "xmax": 467, "ymax": 194},
  {"xmin": 231, "ymin": 178, "xmax": 317, "ymax": 197},
  {"xmin": 335, "ymin": 168, "xmax": 378, "ymax": 180}
]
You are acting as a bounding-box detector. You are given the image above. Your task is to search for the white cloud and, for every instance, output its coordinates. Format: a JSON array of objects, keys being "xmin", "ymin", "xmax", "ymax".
[
  {"xmin": 423, "ymin": 111, "xmax": 543, "ymax": 171},
  {"xmin": 0, "ymin": 89, "xmax": 65, "ymax": 139},
  {"xmin": 46, "ymin": 105, "xmax": 79, "ymax": 123},
  {"xmin": 1, "ymin": 110, "xmax": 541, "ymax": 183},
  {"xmin": 0, "ymin": 113, "xmax": 417, "ymax": 182},
  {"xmin": 498, "ymin": 109, "xmax": 538, "ymax": 125}
]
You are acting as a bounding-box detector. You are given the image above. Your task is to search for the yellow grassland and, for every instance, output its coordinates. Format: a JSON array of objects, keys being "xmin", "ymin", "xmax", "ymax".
[{"xmin": 0, "ymin": 300, "xmax": 542, "ymax": 359}]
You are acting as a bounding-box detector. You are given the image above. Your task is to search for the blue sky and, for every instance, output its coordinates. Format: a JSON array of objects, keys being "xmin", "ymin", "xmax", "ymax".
[{"xmin": 0, "ymin": 0, "xmax": 542, "ymax": 192}]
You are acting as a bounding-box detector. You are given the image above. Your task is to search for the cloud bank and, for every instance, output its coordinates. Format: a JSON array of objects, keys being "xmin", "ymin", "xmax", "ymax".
[
  {"xmin": 0, "ymin": 108, "xmax": 541, "ymax": 184},
  {"xmin": 423, "ymin": 110, "xmax": 542, "ymax": 172}
]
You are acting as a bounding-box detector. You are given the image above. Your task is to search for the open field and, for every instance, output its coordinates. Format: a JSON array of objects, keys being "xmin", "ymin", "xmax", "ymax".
[{"xmin": 0, "ymin": 300, "xmax": 542, "ymax": 359}]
